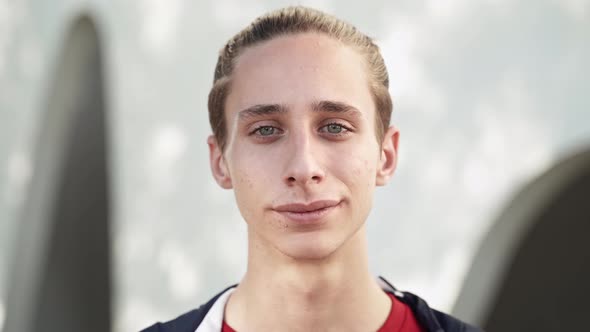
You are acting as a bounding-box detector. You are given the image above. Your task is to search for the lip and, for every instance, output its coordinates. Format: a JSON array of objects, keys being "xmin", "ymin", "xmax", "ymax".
[{"xmin": 272, "ymin": 200, "xmax": 341, "ymax": 224}]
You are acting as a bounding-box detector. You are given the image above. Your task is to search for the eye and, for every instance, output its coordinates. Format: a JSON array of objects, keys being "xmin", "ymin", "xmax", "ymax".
[
  {"xmin": 250, "ymin": 125, "xmax": 283, "ymax": 138},
  {"xmin": 319, "ymin": 123, "xmax": 351, "ymax": 135},
  {"xmin": 256, "ymin": 126, "xmax": 276, "ymax": 136},
  {"xmin": 326, "ymin": 123, "xmax": 343, "ymax": 134}
]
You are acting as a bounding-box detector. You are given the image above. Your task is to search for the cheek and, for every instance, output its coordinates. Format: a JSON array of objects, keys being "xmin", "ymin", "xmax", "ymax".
[
  {"xmin": 363, "ymin": 159, "xmax": 377, "ymax": 188},
  {"xmin": 232, "ymin": 169, "xmax": 262, "ymax": 204},
  {"xmin": 231, "ymin": 147, "xmax": 268, "ymax": 185},
  {"xmin": 331, "ymin": 147, "xmax": 380, "ymax": 222},
  {"xmin": 334, "ymin": 145, "xmax": 378, "ymax": 185},
  {"xmin": 332, "ymin": 157, "xmax": 376, "ymax": 198},
  {"xmin": 229, "ymin": 149, "xmax": 279, "ymax": 219}
]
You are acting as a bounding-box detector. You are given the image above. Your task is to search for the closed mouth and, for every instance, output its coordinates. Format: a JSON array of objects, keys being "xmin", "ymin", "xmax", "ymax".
[
  {"xmin": 273, "ymin": 200, "xmax": 341, "ymax": 213},
  {"xmin": 272, "ymin": 200, "xmax": 342, "ymax": 223}
]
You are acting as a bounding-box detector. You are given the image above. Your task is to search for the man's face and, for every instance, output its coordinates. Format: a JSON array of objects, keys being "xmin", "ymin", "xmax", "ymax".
[{"xmin": 209, "ymin": 33, "xmax": 398, "ymax": 260}]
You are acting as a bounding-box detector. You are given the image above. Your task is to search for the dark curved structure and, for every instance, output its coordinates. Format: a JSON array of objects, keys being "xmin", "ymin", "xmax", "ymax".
[
  {"xmin": 453, "ymin": 147, "xmax": 590, "ymax": 331},
  {"xmin": 4, "ymin": 15, "xmax": 112, "ymax": 332}
]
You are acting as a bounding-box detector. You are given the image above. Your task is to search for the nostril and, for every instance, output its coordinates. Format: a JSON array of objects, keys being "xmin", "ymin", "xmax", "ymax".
[{"xmin": 286, "ymin": 174, "xmax": 323, "ymax": 184}]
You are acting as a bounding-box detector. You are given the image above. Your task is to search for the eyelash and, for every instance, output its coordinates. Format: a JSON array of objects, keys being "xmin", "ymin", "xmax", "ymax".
[
  {"xmin": 319, "ymin": 122, "xmax": 352, "ymax": 136},
  {"xmin": 250, "ymin": 125, "xmax": 283, "ymax": 137},
  {"xmin": 248, "ymin": 122, "xmax": 353, "ymax": 138}
]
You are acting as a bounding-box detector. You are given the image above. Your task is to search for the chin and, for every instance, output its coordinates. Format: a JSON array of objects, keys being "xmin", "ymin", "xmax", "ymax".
[{"xmin": 276, "ymin": 233, "xmax": 344, "ymax": 261}]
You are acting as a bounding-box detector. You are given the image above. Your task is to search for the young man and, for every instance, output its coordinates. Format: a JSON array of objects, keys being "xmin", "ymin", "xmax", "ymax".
[{"xmin": 142, "ymin": 6, "xmax": 481, "ymax": 332}]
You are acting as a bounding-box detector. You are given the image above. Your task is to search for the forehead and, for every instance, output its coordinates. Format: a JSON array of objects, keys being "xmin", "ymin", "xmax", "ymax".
[{"xmin": 226, "ymin": 32, "xmax": 374, "ymax": 116}]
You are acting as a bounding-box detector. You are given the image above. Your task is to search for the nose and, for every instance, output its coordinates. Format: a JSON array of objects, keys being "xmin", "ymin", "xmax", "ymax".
[{"xmin": 283, "ymin": 133, "xmax": 325, "ymax": 187}]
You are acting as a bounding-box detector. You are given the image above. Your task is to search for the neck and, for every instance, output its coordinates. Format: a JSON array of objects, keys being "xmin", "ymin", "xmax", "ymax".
[{"xmin": 224, "ymin": 225, "xmax": 391, "ymax": 331}]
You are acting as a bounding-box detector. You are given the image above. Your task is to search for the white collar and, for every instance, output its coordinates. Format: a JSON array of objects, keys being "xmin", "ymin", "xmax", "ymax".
[{"xmin": 194, "ymin": 287, "xmax": 235, "ymax": 332}]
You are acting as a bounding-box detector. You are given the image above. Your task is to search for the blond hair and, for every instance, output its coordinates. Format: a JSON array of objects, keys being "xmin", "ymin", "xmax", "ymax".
[{"xmin": 208, "ymin": 6, "xmax": 392, "ymax": 151}]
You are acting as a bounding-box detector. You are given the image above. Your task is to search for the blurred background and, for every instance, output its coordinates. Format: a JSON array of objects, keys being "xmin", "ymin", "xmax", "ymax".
[{"xmin": 0, "ymin": 0, "xmax": 588, "ymax": 331}]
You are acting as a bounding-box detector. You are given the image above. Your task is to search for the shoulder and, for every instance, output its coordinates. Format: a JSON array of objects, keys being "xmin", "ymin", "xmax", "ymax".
[
  {"xmin": 378, "ymin": 276, "xmax": 483, "ymax": 332},
  {"xmin": 139, "ymin": 285, "xmax": 237, "ymax": 332},
  {"xmin": 393, "ymin": 289, "xmax": 483, "ymax": 332},
  {"xmin": 140, "ymin": 307, "xmax": 203, "ymax": 332}
]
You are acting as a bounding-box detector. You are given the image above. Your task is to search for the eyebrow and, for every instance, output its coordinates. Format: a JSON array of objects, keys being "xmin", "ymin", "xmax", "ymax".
[
  {"xmin": 236, "ymin": 100, "xmax": 362, "ymax": 120},
  {"xmin": 238, "ymin": 104, "xmax": 288, "ymax": 120},
  {"xmin": 311, "ymin": 100, "xmax": 362, "ymax": 118}
]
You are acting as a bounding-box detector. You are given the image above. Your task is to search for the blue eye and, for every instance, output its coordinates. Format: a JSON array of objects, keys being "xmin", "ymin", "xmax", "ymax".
[
  {"xmin": 255, "ymin": 126, "xmax": 276, "ymax": 136},
  {"xmin": 326, "ymin": 124, "xmax": 343, "ymax": 134},
  {"xmin": 320, "ymin": 123, "xmax": 350, "ymax": 135}
]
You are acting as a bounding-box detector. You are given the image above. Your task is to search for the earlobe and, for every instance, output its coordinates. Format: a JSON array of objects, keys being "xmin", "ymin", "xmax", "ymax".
[
  {"xmin": 376, "ymin": 125, "xmax": 400, "ymax": 186},
  {"xmin": 207, "ymin": 135, "xmax": 233, "ymax": 189}
]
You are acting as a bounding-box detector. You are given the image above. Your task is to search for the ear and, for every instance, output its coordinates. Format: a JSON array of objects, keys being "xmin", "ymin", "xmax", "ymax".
[
  {"xmin": 207, "ymin": 135, "xmax": 233, "ymax": 189},
  {"xmin": 376, "ymin": 125, "xmax": 400, "ymax": 186}
]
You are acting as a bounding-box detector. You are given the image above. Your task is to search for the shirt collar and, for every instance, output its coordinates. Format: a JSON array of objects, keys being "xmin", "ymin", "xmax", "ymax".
[{"xmin": 194, "ymin": 277, "xmax": 401, "ymax": 332}]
